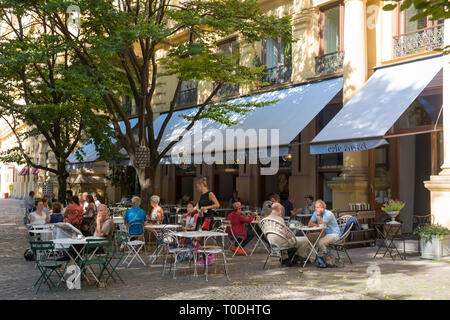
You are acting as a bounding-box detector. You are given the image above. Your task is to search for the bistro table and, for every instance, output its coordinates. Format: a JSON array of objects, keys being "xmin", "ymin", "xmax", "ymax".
[
  {"xmin": 289, "ymin": 225, "xmax": 326, "ymax": 268},
  {"xmin": 248, "ymin": 219, "xmax": 270, "ymax": 256},
  {"xmin": 145, "ymin": 224, "xmax": 182, "ymax": 264},
  {"xmin": 173, "ymin": 230, "xmax": 228, "ymax": 277},
  {"xmin": 373, "ymin": 222, "xmax": 406, "ymax": 261},
  {"xmin": 52, "ymin": 236, "xmax": 105, "ymax": 288}
]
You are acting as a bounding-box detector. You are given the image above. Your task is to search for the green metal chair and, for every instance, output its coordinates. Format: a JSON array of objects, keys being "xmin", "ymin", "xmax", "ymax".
[
  {"xmin": 103, "ymin": 231, "xmax": 127, "ymax": 284},
  {"xmin": 29, "ymin": 240, "xmax": 67, "ymax": 293},
  {"xmin": 79, "ymin": 238, "xmax": 113, "ymax": 287}
]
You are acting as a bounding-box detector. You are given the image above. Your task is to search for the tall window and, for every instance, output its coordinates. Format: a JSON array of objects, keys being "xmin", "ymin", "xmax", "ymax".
[
  {"xmin": 176, "ymin": 80, "xmax": 198, "ymax": 107},
  {"xmin": 261, "ymin": 38, "xmax": 292, "ymax": 85},
  {"xmin": 319, "ymin": 3, "xmax": 344, "ymax": 55},
  {"xmin": 216, "ymin": 38, "xmax": 240, "ymax": 97},
  {"xmin": 404, "ymin": 6, "xmax": 427, "ymax": 33},
  {"xmin": 316, "ymin": 2, "xmax": 344, "ymax": 75}
]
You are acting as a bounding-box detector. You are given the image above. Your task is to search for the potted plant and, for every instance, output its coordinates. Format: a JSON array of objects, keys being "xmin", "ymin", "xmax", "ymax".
[
  {"xmin": 414, "ymin": 224, "xmax": 450, "ymax": 260},
  {"xmin": 381, "ymin": 200, "xmax": 405, "ymax": 224}
]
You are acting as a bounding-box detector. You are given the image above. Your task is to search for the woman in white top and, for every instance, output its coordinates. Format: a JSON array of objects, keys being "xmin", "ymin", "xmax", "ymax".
[{"xmin": 29, "ymin": 199, "xmax": 49, "ymax": 225}]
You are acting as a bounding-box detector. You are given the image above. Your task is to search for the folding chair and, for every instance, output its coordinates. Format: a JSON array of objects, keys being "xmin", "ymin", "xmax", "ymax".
[
  {"xmin": 103, "ymin": 231, "xmax": 127, "ymax": 284},
  {"xmin": 162, "ymin": 230, "xmax": 193, "ymax": 279},
  {"xmin": 122, "ymin": 222, "xmax": 146, "ymax": 267},
  {"xmin": 197, "ymin": 234, "xmax": 230, "ymax": 281},
  {"xmin": 329, "ymin": 215, "xmax": 354, "ymax": 265},
  {"xmin": 29, "ymin": 240, "xmax": 67, "ymax": 293},
  {"xmin": 222, "ymin": 219, "xmax": 247, "ymax": 257},
  {"xmin": 79, "ymin": 238, "xmax": 113, "ymax": 287}
]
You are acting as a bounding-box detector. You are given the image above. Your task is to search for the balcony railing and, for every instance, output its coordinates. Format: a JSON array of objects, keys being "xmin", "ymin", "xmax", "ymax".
[
  {"xmin": 176, "ymin": 87, "xmax": 198, "ymax": 107},
  {"xmin": 393, "ymin": 24, "xmax": 444, "ymax": 59},
  {"xmin": 262, "ymin": 64, "xmax": 292, "ymax": 86},
  {"xmin": 315, "ymin": 51, "xmax": 344, "ymax": 75}
]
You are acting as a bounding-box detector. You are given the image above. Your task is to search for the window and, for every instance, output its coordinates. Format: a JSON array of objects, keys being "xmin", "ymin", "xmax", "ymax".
[
  {"xmin": 216, "ymin": 38, "xmax": 240, "ymax": 97},
  {"xmin": 261, "ymin": 38, "xmax": 292, "ymax": 85},
  {"xmin": 176, "ymin": 80, "xmax": 198, "ymax": 107},
  {"xmin": 316, "ymin": 2, "xmax": 344, "ymax": 75},
  {"xmin": 319, "ymin": 3, "xmax": 344, "ymax": 55}
]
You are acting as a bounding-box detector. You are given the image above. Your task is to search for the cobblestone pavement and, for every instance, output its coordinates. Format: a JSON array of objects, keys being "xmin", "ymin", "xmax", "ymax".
[{"xmin": 1, "ymin": 199, "xmax": 449, "ymax": 300}]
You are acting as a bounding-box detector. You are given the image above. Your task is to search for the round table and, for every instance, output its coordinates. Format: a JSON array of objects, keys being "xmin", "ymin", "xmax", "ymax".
[
  {"xmin": 289, "ymin": 225, "xmax": 326, "ymax": 267},
  {"xmin": 145, "ymin": 224, "xmax": 182, "ymax": 264}
]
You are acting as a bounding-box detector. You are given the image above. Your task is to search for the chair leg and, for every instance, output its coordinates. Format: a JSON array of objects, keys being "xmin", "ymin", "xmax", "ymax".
[
  {"xmin": 222, "ymin": 252, "xmax": 230, "ymax": 280},
  {"xmin": 205, "ymin": 254, "xmax": 209, "ymax": 281},
  {"xmin": 343, "ymin": 247, "xmax": 352, "ymax": 264},
  {"xmin": 263, "ymin": 252, "xmax": 270, "ymax": 269}
]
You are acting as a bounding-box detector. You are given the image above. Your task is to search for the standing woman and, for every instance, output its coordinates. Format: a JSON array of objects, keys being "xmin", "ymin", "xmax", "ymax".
[{"xmin": 194, "ymin": 177, "xmax": 220, "ymax": 231}]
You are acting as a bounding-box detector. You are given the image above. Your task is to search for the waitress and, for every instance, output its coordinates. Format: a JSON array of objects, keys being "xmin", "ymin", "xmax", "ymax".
[{"xmin": 193, "ymin": 177, "xmax": 220, "ymax": 231}]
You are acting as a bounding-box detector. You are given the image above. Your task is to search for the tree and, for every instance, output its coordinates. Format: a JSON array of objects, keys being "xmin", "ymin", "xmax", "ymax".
[
  {"xmin": 0, "ymin": 5, "xmax": 119, "ymax": 203},
  {"xmin": 383, "ymin": 0, "xmax": 450, "ymax": 54},
  {"xmin": 12, "ymin": 0, "xmax": 292, "ymax": 210}
]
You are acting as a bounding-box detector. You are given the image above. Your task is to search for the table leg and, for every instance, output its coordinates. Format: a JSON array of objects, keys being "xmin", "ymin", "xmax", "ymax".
[{"xmin": 302, "ymin": 230, "xmax": 323, "ymax": 268}]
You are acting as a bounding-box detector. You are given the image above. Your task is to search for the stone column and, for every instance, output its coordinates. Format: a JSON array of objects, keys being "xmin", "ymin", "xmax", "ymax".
[
  {"xmin": 291, "ymin": 7, "xmax": 317, "ymax": 82},
  {"xmin": 424, "ymin": 19, "xmax": 450, "ymax": 228},
  {"xmin": 328, "ymin": 0, "xmax": 369, "ymax": 210}
]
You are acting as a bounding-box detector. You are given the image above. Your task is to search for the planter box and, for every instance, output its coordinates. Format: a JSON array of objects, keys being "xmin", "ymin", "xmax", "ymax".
[{"xmin": 420, "ymin": 235, "xmax": 450, "ymax": 260}]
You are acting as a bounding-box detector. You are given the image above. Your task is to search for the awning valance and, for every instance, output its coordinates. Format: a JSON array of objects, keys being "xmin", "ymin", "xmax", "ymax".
[
  {"xmin": 310, "ymin": 55, "xmax": 443, "ymax": 154},
  {"xmin": 155, "ymin": 77, "xmax": 343, "ymax": 163},
  {"xmin": 18, "ymin": 166, "xmax": 30, "ymax": 176}
]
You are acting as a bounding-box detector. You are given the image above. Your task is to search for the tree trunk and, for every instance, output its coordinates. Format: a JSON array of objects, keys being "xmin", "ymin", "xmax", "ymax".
[
  {"xmin": 136, "ymin": 166, "xmax": 156, "ymax": 213},
  {"xmin": 57, "ymin": 168, "xmax": 69, "ymax": 204}
]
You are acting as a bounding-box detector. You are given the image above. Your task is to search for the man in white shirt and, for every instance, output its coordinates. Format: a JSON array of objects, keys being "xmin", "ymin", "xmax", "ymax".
[{"xmin": 24, "ymin": 191, "xmax": 35, "ymax": 213}]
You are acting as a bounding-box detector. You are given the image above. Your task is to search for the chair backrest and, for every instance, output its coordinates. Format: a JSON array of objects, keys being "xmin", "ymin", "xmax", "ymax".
[
  {"xmin": 413, "ymin": 214, "xmax": 434, "ymax": 229},
  {"xmin": 336, "ymin": 215, "xmax": 354, "ymax": 242},
  {"xmin": 29, "ymin": 240, "xmax": 55, "ymax": 263},
  {"xmin": 260, "ymin": 218, "xmax": 297, "ymax": 249},
  {"xmin": 162, "ymin": 230, "xmax": 179, "ymax": 248},
  {"xmin": 128, "ymin": 222, "xmax": 144, "ymax": 236}
]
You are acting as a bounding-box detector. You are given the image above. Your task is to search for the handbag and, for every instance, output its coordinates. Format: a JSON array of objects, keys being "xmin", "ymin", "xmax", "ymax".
[{"xmin": 201, "ymin": 217, "xmax": 212, "ymax": 230}]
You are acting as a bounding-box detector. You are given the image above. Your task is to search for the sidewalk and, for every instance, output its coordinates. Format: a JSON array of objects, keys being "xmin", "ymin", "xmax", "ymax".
[{"xmin": 0, "ymin": 198, "xmax": 449, "ymax": 300}]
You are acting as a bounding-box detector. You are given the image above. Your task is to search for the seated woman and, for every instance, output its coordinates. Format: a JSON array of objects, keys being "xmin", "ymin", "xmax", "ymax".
[
  {"xmin": 225, "ymin": 202, "xmax": 255, "ymax": 255},
  {"xmin": 64, "ymin": 196, "xmax": 83, "ymax": 230},
  {"xmin": 29, "ymin": 199, "xmax": 49, "ymax": 225},
  {"xmin": 48, "ymin": 202, "xmax": 64, "ymax": 223},
  {"xmin": 81, "ymin": 194, "xmax": 97, "ymax": 236},
  {"xmin": 148, "ymin": 195, "xmax": 164, "ymax": 224}
]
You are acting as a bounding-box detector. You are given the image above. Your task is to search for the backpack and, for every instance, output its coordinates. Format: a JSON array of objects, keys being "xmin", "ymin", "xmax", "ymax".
[{"xmin": 24, "ymin": 248, "xmax": 35, "ymax": 261}]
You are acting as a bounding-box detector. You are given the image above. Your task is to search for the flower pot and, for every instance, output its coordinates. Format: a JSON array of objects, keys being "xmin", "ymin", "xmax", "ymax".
[
  {"xmin": 386, "ymin": 211, "xmax": 400, "ymax": 224},
  {"xmin": 420, "ymin": 235, "xmax": 450, "ymax": 260}
]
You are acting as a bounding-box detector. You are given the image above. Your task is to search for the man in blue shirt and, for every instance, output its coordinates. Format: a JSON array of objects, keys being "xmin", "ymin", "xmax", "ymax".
[
  {"xmin": 124, "ymin": 196, "xmax": 147, "ymax": 236},
  {"xmin": 308, "ymin": 200, "xmax": 340, "ymax": 258}
]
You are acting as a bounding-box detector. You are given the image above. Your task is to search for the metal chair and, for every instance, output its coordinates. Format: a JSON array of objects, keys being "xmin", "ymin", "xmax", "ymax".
[
  {"xmin": 79, "ymin": 238, "xmax": 113, "ymax": 286},
  {"xmin": 103, "ymin": 231, "xmax": 127, "ymax": 284},
  {"xmin": 259, "ymin": 218, "xmax": 298, "ymax": 269},
  {"xmin": 122, "ymin": 222, "xmax": 147, "ymax": 267},
  {"xmin": 197, "ymin": 233, "xmax": 230, "ymax": 281},
  {"xmin": 329, "ymin": 215, "xmax": 355, "ymax": 265},
  {"xmin": 29, "ymin": 240, "xmax": 67, "ymax": 293},
  {"xmin": 221, "ymin": 219, "xmax": 248, "ymax": 257},
  {"xmin": 162, "ymin": 230, "xmax": 193, "ymax": 279}
]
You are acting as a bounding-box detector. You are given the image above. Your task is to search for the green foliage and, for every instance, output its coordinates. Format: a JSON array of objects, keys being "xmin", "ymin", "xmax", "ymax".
[
  {"xmin": 414, "ymin": 224, "xmax": 450, "ymax": 243},
  {"xmin": 381, "ymin": 199, "xmax": 406, "ymax": 213}
]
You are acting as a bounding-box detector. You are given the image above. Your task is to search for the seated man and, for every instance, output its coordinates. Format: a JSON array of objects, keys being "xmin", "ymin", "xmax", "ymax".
[
  {"xmin": 94, "ymin": 204, "xmax": 114, "ymax": 238},
  {"xmin": 296, "ymin": 199, "xmax": 340, "ymax": 264},
  {"xmin": 226, "ymin": 202, "xmax": 255, "ymax": 255},
  {"xmin": 124, "ymin": 196, "xmax": 147, "ymax": 238}
]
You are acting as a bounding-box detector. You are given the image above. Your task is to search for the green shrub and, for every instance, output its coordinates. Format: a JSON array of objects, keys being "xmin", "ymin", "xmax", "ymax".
[
  {"xmin": 381, "ymin": 199, "xmax": 405, "ymax": 213},
  {"xmin": 414, "ymin": 224, "xmax": 450, "ymax": 243}
]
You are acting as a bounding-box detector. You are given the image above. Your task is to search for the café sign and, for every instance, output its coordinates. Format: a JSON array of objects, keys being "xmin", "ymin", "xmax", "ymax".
[{"xmin": 310, "ymin": 138, "xmax": 388, "ymax": 155}]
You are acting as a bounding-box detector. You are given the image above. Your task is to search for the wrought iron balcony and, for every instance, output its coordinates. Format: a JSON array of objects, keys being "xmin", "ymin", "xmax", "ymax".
[
  {"xmin": 262, "ymin": 64, "xmax": 292, "ymax": 86},
  {"xmin": 176, "ymin": 87, "xmax": 198, "ymax": 107},
  {"xmin": 315, "ymin": 51, "xmax": 344, "ymax": 75},
  {"xmin": 393, "ymin": 24, "xmax": 444, "ymax": 59}
]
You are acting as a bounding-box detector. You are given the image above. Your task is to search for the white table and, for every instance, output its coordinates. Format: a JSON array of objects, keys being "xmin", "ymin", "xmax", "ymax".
[
  {"xmin": 144, "ymin": 224, "xmax": 181, "ymax": 230},
  {"xmin": 174, "ymin": 231, "xmax": 228, "ymax": 277},
  {"xmin": 290, "ymin": 225, "xmax": 326, "ymax": 268},
  {"xmin": 52, "ymin": 237, "xmax": 104, "ymax": 287}
]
